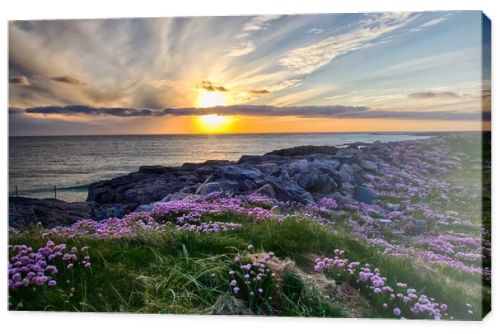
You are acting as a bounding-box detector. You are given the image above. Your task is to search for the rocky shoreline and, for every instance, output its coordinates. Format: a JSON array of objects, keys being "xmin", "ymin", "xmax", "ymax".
[{"xmin": 10, "ymin": 138, "xmax": 416, "ymax": 227}]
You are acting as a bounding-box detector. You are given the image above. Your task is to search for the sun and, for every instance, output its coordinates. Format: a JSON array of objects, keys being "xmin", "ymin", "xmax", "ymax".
[
  {"xmin": 198, "ymin": 91, "xmax": 226, "ymax": 108},
  {"xmin": 198, "ymin": 114, "xmax": 229, "ymax": 133}
]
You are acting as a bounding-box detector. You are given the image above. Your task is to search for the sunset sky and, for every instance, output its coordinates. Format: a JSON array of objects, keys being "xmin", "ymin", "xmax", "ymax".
[{"xmin": 9, "ymin": 11, "xmax": 490, "ymax": 136}]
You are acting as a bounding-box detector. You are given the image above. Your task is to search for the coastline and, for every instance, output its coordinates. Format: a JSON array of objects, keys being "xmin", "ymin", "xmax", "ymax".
[
  {"xmin": 9, "ymin": 132, "xmax": 439, "ymax": 202},
  {"xmin": 9, "ymin": 132, "xmax": 480, "ymax": 228},
  {"xmin": 8, "ymin": 131, "xmax": 490, "ymax": 318}
]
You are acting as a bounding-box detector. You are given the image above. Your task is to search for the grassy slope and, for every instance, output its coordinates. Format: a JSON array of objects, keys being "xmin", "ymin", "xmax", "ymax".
[{"xmin": 9, "ymin": 134, "xmax": 491, "ymax": 319}]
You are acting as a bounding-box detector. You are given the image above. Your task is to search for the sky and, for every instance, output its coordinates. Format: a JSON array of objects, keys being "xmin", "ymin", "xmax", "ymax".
[{"xmin": 9, "ymin": 11, "xmax": 491, "ymax": 136}]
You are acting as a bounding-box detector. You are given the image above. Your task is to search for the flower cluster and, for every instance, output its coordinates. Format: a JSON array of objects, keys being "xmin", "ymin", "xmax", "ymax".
[
  {"xmin": 176, "ymin": 222, "xmax": 242, "ymax": 233},
  {"xmin": 228, "ymin": 246, "xmax": 277, "ymax": 308},
  {"xmin": 43, "ymin": 212, "xmax": 166, "ymax": 239},
  {"xmin": 245, "ymin": 193, "xmax": 276, "ymax": 208},
  {"xmin": 151, "ymin": 193, "xmax": 280, "ymax": 223},
  {"xmin": 8, "ymin": 241, "xmax": 91, "ymax": 290},
  {"xmin": 339, "ymin": 137, "xmax": 489, "ymax": 279},
  {"xmin": 314, "ymin": 249, "xmax": 448, "ymax": 320}
]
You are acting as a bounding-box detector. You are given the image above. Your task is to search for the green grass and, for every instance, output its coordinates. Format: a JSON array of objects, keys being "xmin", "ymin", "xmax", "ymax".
[{"xmin": 8, "ymin": 214, "xmax": 486, "ymax": 318}]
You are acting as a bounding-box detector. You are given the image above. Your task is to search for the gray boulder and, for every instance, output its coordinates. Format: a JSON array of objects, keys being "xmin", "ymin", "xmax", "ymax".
[
  {"xmin": 288, "ymin": 159, "xmax": 311, "ymax": 174},
  {"xmin": 297, "ymin": 173, "xmax": 337, "ymax": 194},
  {"xmin": 267, "ymin": 176, "xmax": 313, "ymax": 203},
  {"xmin": 255, "ymin": 162, "xmax": 280, "ymax": 174},
  {"xmin": 217, "ymin": 165, "xmax": 262, "ymax": 180},
  {"xmin": 252, "ymin": 183, "xmax": 276, "ymax": 198},
  {"xmin": 406, "ymin": 220, "xmax": 428, "ymax": 235},
  {"xmin": 9, "ymin": 197, "xmax": 102, "ymax": 228},
  {"xmin": 360, "ymin": 160, "xmax": 378, "ymax": 172},
  {"xmin": 196, "ymin": 181, "xmax": 240, "ymax": 195},
  {"xmin": 354, "ymin": 186, "xmax": 376, "ymax": 204},
  {"xmin": 311, "ymin": 158, "xmax": 341, "ymax": 174},
  {"xmin": 338, "ymin": 164, "xmax": 356, "ymax": 184},
  {"xmin": 386, "ymin": 203, "xmax": 401, "ymax": 211},
  {"xmin": 341, "ymin": 182, "xmax": 355, "ymax": 195}
]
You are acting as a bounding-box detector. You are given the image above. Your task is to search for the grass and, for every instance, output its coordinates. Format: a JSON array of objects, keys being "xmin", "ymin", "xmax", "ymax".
[{"xmin": 8, "ymin": 215, "xmax": 486, "ymax": 318}]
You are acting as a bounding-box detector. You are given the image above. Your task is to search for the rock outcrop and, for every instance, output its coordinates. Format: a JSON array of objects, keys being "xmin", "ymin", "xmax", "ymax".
[
  {"xmin": 9, "ymin": 197, "xmax": 102, "ymax": 228},
  {"xmin": 12, "ymin": 141, "xmax": 390, "ymax": 227},
  {"xmin": 87, "ymin": 142, "xmax": 381, "ymax": 208}
]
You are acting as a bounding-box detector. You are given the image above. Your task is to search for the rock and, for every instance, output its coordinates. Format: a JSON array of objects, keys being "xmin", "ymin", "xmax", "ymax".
[
  {"xmin": 311, "ymin": 158, "xmax": 341, "ymax": 173},
  {"xmin": 354, "ymin": 186, "xmax": 376, "ymax": 204},
  {"xmin": 297, "ymin": 174, "xmax": 314, "ymax": 189},
  {"xmin": 386, "ymin": 203, "xmax": 401, "ymax": 211},
  {"xmin": 238, "ymin": 155, "xmax": 285, "ymax": 164},
  {"xmin": 265, "ymin": 145, "xmax": 339, "ymax": 157},
  {"xmin": 161, "ymin": 191, "xmax": 191, "ymax": 202},
  {"xmin": 9, "ymin": 197, "xmax": 102, "ymax": 228},
  {"xmin": 360, "ymin": 160, "xmax": 378, "ymax": 172},
  {"xmin": 196, "ymin": 181, "xmax": 240, "ymax": 195},
  {"xmin": 97, "ymin": 206, "xmax": 125, "ymax": 220},
  {"xmin": 406, "ymin": 220, "xmax": 428, "ymax": 235},
  {"xmin": 338, "ymin": 164, "xmax": 356, "ymax": 184},
  {"xmin": 182, "ymin": 160, "xmax": 230, "ymax": 168},
  {"xmin": 134, "ymin": 204, "xmax": 154, "ymax": 212},
  {"xmin": 331, "ymin": 193, "xmax": 354, "ymax": 205},
  {"xmin": 139, "ymin": 165, "xmax": 175, "ymax": 174},
  {"xmin": 267, "ymin": 176, "xmax": 313, "ymax": 203},
  {"xmin": 255, "ymin": 163, "xmax": 280, "ymax": 174},
  {"xmin": 379, "ymin": 219, "xmax": 392, "ymax": 226},
  {"xmin": 297, "ymin": 173, "xmax": 337, "ymax": 194},
  {"xmin": 217, "ymin": 165, "xmax": 262, "ymax": 180},
  {"xmin": 253, "ymin": 184, "xmax": 276, "ymax": 198},
  {"xmin": 341, "ymin": 182, "xmax": 355, "ymax": 194},
  {"xmin": 288, "ymin": 159, "xmax": 311, "ymax": 174}
]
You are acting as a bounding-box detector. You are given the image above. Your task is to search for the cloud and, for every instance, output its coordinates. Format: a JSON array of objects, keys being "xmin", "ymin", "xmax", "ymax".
[
  {"xmin": 242, "ymin": 15, "xmax": 282, "ymax": 32},
  {"xmin": 307, "ymin": 28, "xmax": 324, "ymax": 35},
  {"xmin": 227, "ymin": 40, "xmax": 255, "ymax": 57},
  {"xmin": 9, "ymin": 75, "xmax": 30, "ymax": 86},
  {"xmin": 408, "ymin": 91, "xmax": 461, "ymax": 99},
  {"xmin": 51, "ymin": 75, "xmax": 84, "ymax": 85},
  {"xmin": 200, "ymin": 81, "xmax": 228, "ymax": 92},
  {"xmin": 9, "ymin": 107, "xmax": 25, "ymax": 114},
  {"xmin": 20, "ymin": 103, "xmax": 485, "ymax": 121},
  {"xmin": 280, "ymin": 13, "xmax": 418, "ymax": 76},
  {"xmin": 409, "ymin": 17, "xmax": 449, "ymax": 32},
  {"xmin": 227, "ymin": 15, "xmax": 281, "ymax": 57},
  {"xmin": 249, "ymin": 89, "xmax": 270, "ymax": 95}
]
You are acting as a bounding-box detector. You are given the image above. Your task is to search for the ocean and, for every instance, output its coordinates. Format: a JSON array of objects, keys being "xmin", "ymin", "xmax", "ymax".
[{"xmin": 9, "ymin": 133, "xmax": 431, "ymax": 202}]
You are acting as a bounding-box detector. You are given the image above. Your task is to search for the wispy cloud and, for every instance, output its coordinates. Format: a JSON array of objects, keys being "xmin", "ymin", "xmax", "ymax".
[
  {"xmin": 227, "ymin": 15, "xmax": 282, "ymax": 57},
  {"xmin": 408, "ymin": 91, "xmax": 460, "ymax": 99},
  {"xmin": 51, "ymin": 75, "xmax": 85, "ymax": 86},
  {"xmin": 409, "ymin": 16, "xmax": 450, "ymax": 32},
  {"xmin": 279, "ymin": 13, "xmax": 418, "ymax": 76},
  {"xmin": 9, "ymin": 75, "xmax": 30, "ymax": 86}
]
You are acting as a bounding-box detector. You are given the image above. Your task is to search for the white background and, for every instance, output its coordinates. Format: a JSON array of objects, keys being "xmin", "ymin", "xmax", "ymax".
[{"xmin": 0, "ymin": 0, "xmax": 498, "ymax": 333}]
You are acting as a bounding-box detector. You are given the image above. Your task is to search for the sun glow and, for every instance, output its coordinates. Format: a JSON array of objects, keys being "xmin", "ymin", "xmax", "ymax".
[
  {"xmin": 198, "ymin": 91, "xmax": 226, "ymax": 108},
  {"xmin": 198, "ymin": 114, "xmax": 229, "ymax": 133}
]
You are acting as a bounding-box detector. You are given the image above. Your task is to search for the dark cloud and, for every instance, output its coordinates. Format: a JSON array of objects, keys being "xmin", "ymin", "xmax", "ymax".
[
  {"xmin": 249, "ymin": 89, "xmax": 270, "ymax": 95},
  {"xmin": 25, "ymin": 105, "xmax": 156, "ymax": 117},
  {"xmin": 9, "ymin": 107, "xmax": 25, "ymax": 114},
  {"xmin": 21, "ymin": 104, "xmax": 485, "ymax": 121},
  {"xmin": 51, "ymin": 76, "xmax": 84, "ymax": 86},
  {"xmin": 200, "ymin": 80, "xmax": 228, "ymax": 92},
  {"xmin": 12, "ymin": 20, "xmax": 34, "ymax": 32},
  {"xmin": 9, "ymin": 75, "xmax": 30, "ymax": 86},
  {"xmin": 408, "ymin": 91, "xmax": 460, "ymax": 99}
]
